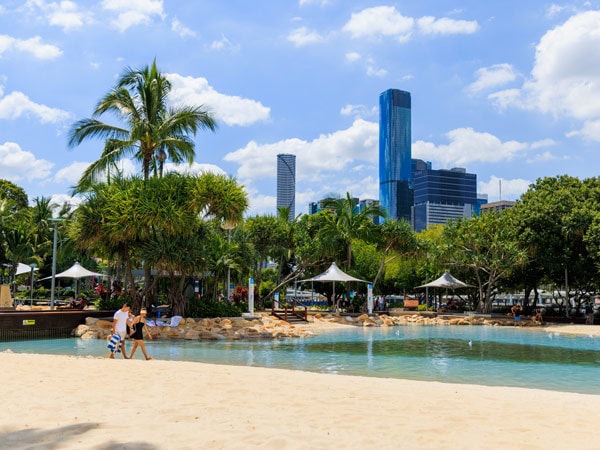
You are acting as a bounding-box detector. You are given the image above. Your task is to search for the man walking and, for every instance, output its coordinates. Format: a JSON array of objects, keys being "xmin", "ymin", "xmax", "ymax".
[{"xmin": 110, "ymin": 302, "xmax": 132, "ymax": 359}]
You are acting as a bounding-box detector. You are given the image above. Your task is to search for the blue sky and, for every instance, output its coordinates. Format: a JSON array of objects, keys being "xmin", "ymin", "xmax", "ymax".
[{"xmin": 1, "ymin": 0, "xmax": 600, "ymax": 216}]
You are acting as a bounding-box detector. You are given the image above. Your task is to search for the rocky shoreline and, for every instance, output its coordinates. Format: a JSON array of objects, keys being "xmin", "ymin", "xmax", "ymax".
[{"xmin": 75, "ymin": 311, "xmax": 538, "ymax": 341}]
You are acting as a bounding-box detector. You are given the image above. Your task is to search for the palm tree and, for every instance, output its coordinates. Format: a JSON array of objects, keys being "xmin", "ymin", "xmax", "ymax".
[
  {"xmin": 320, "ymin": 193, "xmax": 385, "ymax": 271},
  {"xmin": 68, "ymin": 60, "xmax": 216, "ymax": 188}
]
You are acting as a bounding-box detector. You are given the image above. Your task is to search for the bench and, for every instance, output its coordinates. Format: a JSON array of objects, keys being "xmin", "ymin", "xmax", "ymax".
[{"xmin": 403, "ymin": 299, "xmax": 419, "ymax": 311}]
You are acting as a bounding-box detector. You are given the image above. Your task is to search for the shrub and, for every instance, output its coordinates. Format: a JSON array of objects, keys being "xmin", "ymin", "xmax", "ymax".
[
  {"xmin": 95, "ymin": 295, "xmax": 129, "ymax": 312},
  {"xmin": 186, "ymin": 297, "xmax": 247, "ymax": 318}
]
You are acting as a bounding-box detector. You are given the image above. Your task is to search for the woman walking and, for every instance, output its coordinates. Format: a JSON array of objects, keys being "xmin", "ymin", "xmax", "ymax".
[{"xmin": 129, "ymin": 308, "xmax": 153, "ymax": 360}]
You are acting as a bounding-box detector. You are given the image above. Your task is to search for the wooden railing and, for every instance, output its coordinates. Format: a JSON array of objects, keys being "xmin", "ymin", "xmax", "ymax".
[{"xmin": 271, "ymin": 298, "xmax": 308, "ymax": 322}]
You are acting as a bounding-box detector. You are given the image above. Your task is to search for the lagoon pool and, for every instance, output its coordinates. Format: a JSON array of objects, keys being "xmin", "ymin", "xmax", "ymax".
[{"xmin": 2, "ymin": 326, "xmax": 600, "ymax": 395}]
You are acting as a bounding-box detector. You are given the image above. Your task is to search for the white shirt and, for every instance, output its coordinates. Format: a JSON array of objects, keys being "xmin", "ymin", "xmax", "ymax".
[{"xmin": 113, "ymin": 309, "xmax": 130, "ymax": 334}]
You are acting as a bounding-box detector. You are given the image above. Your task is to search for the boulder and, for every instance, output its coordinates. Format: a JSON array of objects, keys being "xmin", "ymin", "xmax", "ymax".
[
  {"xmin": 95, "ymin": 319, "xmax": 113, "ymax": 329},
  {"xmin": 73, "ymin": 324, "xmax": 90, "ymax": 337},
  {"xmin": 80, "ymin": 330, "xmax": 98, "ymax": 339}
]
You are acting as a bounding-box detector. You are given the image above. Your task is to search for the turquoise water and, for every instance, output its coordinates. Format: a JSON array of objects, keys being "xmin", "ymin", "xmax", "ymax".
[{"xmin": 2, "ymin": 326, "xmax": 600, "ymax": 395}]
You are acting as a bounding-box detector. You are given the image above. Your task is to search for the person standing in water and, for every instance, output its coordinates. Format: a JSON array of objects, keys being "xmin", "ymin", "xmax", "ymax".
[{"xmin": 129, "ymin": 308, "xmax": 153, "ymax": 360}]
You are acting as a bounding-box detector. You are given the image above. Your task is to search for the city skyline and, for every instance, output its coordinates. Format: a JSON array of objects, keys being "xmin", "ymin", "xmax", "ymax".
[{"xmin": 1, "ymin": 2, "xmax": 600, "ymax": 216}]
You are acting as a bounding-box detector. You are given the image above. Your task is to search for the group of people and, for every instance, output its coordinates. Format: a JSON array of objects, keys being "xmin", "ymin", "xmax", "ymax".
[
  {"xmin": 109, "ymin": 302, "xmax": 153, "ymax": 360},
  {"xmin": 510, "ymin": 304, "xmax": 544, "ymax": 325}
]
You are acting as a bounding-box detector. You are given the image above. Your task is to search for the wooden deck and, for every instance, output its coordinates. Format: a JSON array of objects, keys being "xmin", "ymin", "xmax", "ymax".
[{"xmin": 0, "ymin": 310, "xmax": 112, "ymax": 341}]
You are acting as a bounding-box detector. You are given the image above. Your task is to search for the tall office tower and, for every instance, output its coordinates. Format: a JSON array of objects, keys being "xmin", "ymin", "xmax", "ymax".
[
  {"xmin": 412, "ymin": 159, "xmax": 477, "ymax": 231},
  {"xmin": 379, "ymin": 89, "xmax": 413, "ymax": 222},
  {"xmin": 276, "ymin": 154, "xmax": 296, "ymax": 220}
]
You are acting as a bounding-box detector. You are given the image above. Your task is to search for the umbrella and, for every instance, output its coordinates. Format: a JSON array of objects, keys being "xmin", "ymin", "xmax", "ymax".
[{"xmin": 301, "ymin": 262, "xmax": 369, "ymax": 311}]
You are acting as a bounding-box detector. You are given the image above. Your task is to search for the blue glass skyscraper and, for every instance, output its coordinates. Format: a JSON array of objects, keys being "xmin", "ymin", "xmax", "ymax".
[
  {"xmin": 379, "ymin": 89, "xmax": 413, "ymax": 221},
  {"xmin": 276, "ymin": 154, "xmax": 296, "ymax": 220}
]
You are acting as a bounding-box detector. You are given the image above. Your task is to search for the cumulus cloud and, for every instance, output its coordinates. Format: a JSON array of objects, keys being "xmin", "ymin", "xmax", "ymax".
[
  {"xmin": 345, "ymin": 51, "xmax": 361, "ymax": 62},
  {"xmin": 466, "ymin": 63, "xmax": 518, "ymax": 94},
  {"xmin": 287, "ymin": 26, "xmax": 324, "ymax": 46},
  {"xmin": 343, "ymin": 6, "xmax": 414, "ymax": 42},
  {"xmin": 299, "ymin": 0, "xmax": 329, "ymax": 6},
  {"xmin": 171, "ymin": 17, "xmax": 196, "ymax": 38},
  {"xmin": 53, "ymin": 161, "xmax": 90, "ymax": 184},
  {"xmin": 25, "ymin": 0, "xmax": 92, "ymax": 31},
  {"xmin": 50, "ymin": 193, "xmax": 82, "ymax": 211},
  {"xmin": 224, "ymin": 119, "xmax": 378, "ymax": 184},
  {"xmin": 413, "ymin": 128, "xmax": 535, "ymax": 167},
  {"xmin": 101, "ymin": 0, "xmax": 165, "ymax": 32},
  {"xmin": 0, "ymin": 142, "xmax": 53, "ymax": 182},
  {"xmin": 166, "ymin": 73, "xmax": 270, "ymax": 127},
  {"xmin": 0, "ymin": 35, "xmax": 62, "ymax": 59},
  {"xmin": 164, "ymin": 162, "xmax": 227, "ymax": 176},
  {"xmin": 478, "ymin": 176, "xmax": 532, "ymax": 202},
  {"xmin": 490, "ymin": 11, "xmax": 600, "ymax": 141},
  {"xmin": 342, "ymin": 6, "xmax": 478, "ymax": 42},
  {"xmin": 417, "ymin": 16, "xmax": 479, "ymax": 35},
  {"xmin": 340, "ymin": 104, "xmax": 377, "ymax": 119},
  {"xmin": 366, "ymin": 61, "xmax": 388, "ymax": 77},
  {"xmin": 0, "ymin": 89, "xmax": 70, "ymax": 123},
  {"xmin": 567, "ymin": 119, "xmax": 600, "ymax": 141}
]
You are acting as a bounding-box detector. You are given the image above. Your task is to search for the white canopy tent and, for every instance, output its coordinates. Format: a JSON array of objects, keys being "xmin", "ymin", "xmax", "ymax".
[{"xmin": 300, "ymin": 262, "xmax": 369, "ymax": 310}]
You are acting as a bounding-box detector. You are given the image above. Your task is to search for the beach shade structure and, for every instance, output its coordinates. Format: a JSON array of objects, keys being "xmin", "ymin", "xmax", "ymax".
[
  {"xmin": 417, "ymin": 272, "xmax": 471, "ymax": 309},
  {"xmin": 40, "ymin": 261, "xmax": 107, "ymax": 299},
  {"xmin": 300, "ymin": 262, "xmax": 369, "ymax": 311},
  {"xmin": 15, "ymin": 262, "xmax": 39, "ymax": 276}
]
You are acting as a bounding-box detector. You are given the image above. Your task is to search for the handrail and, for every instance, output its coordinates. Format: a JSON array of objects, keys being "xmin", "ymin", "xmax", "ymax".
[{"xmin": 271, "ymin": 297, "xmax": 308, "ymax": 321}]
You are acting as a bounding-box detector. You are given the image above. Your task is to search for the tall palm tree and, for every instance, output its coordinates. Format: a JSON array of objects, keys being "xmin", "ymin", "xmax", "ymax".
[
  {"xmin": 68, "ymin": 60, "xmax": 217, "ymax": 188},
  {"xmin": 320, "ymin": 193, "xmax": 385, "ymax": 271}
]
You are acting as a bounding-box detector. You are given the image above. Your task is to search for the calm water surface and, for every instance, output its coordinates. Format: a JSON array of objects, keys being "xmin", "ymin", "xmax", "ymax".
[{"xmin": 2, "ymin": 326, "xmax": 599, "ymax": 395}]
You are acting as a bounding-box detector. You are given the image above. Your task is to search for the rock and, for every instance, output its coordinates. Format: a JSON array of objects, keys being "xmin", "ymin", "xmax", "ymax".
[
  {"xmin": 81, "ymin": 330, "xmax": 98, "ymax": 339},
  {"xmin": 357, "ymin": 314, "xmax": 369, "ymax": 322},
  {"xmin": 95, "ymin": 319, "xmax": 113, "ymax": 329},
  {"xmin": 74, "ymin": 324, "xmax": 90, "ymax": 337},
  {"xmin": 184, "ymin": 330, "xmax": 200, "ymax": 340},
  {"xmin": 85, "ymin": 317, "xmax": 99, "ymax": 326}
]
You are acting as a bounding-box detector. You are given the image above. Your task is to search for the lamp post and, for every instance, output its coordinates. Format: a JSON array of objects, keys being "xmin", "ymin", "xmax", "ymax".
[
  {"xmin": 29, "ymin": 263, "xmax": 37, "ymax": 307},
  {"xmin": 49, "ymin": 218, "xmax": 63, "ymax": 310},
  {"xmin": 220, "ymin": 221, "xmax": 236, "ymax": 302}
]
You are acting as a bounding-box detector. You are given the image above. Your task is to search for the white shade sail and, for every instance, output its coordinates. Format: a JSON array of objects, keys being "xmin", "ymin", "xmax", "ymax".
[
  {"xmin": 301, "ymin": 262, "xmax": 367, "ymax": 283},
  {"xmin": 40, "ymin": 261, "xmax": 106, "ymax": 280},
  {"xmin": 417, "ymin": 272, "xmax": 470, "ymax": 289},
  {"xmin": 15, "ymin": 263, "xmax": 39, "ymax": 276}
]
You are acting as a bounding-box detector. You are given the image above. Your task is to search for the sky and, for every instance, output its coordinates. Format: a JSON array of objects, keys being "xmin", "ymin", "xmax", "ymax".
[{"xmin": 1, "ymin": 0, "xmax": 600, "ymax": 216}]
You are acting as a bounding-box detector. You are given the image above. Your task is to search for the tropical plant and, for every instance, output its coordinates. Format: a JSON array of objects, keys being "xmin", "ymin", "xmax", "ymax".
[{"xmin": 68, "ymin": 59, "xmax": 216, "ymax": 187}]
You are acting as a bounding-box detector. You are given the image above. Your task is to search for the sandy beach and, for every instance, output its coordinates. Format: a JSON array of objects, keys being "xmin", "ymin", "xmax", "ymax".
[{"xmin": 1, "ymin": 323, "xmax": 599, "ymax": 450}]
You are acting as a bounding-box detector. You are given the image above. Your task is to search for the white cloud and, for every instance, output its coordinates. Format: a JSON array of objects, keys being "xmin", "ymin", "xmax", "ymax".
[
  {"xmin": 54, "ymin": 159, "xmax": 137, "ymax": 185},
  {"xmin": 488, "ymin": 88, "xmax": 522, "ymax": 110},
  {"xmin": 0, "ymin": 142, "xmax": 54, "ymax": 182},
  {"xmin": 342, "ymin": 6, "xmax": 479, "ymax": 42},
  {"xmin": 53, "ymin": 161, "xmax": 90, "ymax": 184},
  {"xmin": 345, "ymin": 52, "xmax": 361, "ymax": 62},
  {"xmin": 466, "ymin": 64, "xmax": 518, "ymax": 94},
  {"xmin": 366, "ymin": 64, "xmax": 388, "ymax": 77},
  {"xmin": 210, "ymin": 35, "xmax": 238, "ymax": 51},
  {"xmin": 164, "ymin": 162, "xmax": 227, "ymax": 176},
  {"xmin": 417, "ymin": 16, "xmax": 479, "ymax": 35},
  {"xmin": 0, "ymin": 35, "xmax": 62, "ymax": 59},
  {"xmin": 50, "ymin": 193, "xmax": 81, "ymax": 210},
  {"xmin": 287, "ymin": 26, "xmax": 324, "ymax": 47},
  {"xmin": 478, "ymin": 176, "xmax": 531, "ymax": 202},
  {"xmin": 413, "ymin": 128, "xmax": 531, "ymax": 167},
  {"xmin": 171, "ymin": 18, "xmax": 196, "ymax": 38},
  {"xmin": 25, "ymin": 0, "xmax": 92, "ymax": 31},
  {"xmin": 299, "ymin": 0, "xmax": 329, "ymax": 6},
  {"xmin": 530, "ymin": 138, "xmax": 557, "ymax": 149},
  {"xmin": 224, "ymin": 119, "xmax": 378, "ymax": 185},
  {"xmin": 567, "ymin": 119, "xmax": 600, "ymax": 141},
  {"xmin": 343, "ymin": 6, "xmax": 414, "ymax": 42},
  {"xmin": 340, "ymin": 104, "xmax": 377, "ymax": 119},
  {"xmin": 101, "ymin": 0, "xmax": 165, "ymax": 32},
  {"xmin": 0, "ymin": 89, "xmax": 70, "ymax": 123},
  {"xmin": 166, "ymin": 73, "xmax": 270, "ymax": 127},
  {"xmin": 493, "ymin": 11, "xmax": 600, "ymax": 137}
]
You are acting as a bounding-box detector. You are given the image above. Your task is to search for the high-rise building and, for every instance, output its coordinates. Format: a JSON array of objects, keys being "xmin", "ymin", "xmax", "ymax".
[
  {"xmin": 412, "ymin": 159, "xmax": 477, "ymax": 231},
  {"xmin": 276, "ymin": 154, "xmax": 296, "ymax": 220},
  {"xmin": 379, "ymin": 89, "xmax": 413, "ymax": 222}
]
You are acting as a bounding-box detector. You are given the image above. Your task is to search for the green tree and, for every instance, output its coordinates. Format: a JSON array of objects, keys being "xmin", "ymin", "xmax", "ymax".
[
  {"xmin": 68, "ymin": 59, "xmax": 216, "ymax": 187},
  {"xmin": 443, "ymin": 212, "xmax": 526, "ymax": 313}
]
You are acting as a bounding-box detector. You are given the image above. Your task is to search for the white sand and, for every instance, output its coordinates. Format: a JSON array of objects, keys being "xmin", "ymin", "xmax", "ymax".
[{"xmin": 0, "ymin": 324, "xmax": 599, "ymax": 449}]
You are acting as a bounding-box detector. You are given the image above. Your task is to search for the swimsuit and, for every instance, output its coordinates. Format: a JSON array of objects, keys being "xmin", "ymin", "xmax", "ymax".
[{"xmin": 131, "ymin": 321, "xmax": 145, "ymax": 340}]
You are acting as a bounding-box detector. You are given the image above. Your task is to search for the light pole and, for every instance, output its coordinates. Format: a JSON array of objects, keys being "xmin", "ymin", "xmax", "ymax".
[
  {"xmin": 29, "ymin": 263, "xmax": 37, "ymax": 307},
  {"xmin": 220, "ymin": 221, "xmax": 236, "ymax": 302},
  {"xmin": 49, "ymin": 218, "xmax": 63, "ymax": 310}
]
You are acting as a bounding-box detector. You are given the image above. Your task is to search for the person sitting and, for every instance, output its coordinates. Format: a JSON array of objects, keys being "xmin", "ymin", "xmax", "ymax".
[{"xmin": 533, "ymin": 308, "xmax": 544, "ymax": 324}]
